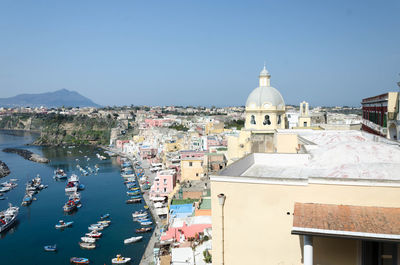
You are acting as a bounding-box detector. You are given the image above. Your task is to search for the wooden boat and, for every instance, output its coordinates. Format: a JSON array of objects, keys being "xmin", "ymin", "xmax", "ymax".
[
  {"xmin": 111, "ymin": 254, "xmax": 131, "ymax": 264},
  {"xmin": 44, "ymin": 244, "xmax": 57, "ymax": 252},
  {"xmin": 79, "ymin": 242, "xmax": 96, "ymax": 249},
  {"xmin": 126, "ymin": 198, "xmax": 141, "ymax": 204},
  {"xmin": 70, "ymin": 257, "xmax": 90, "ymax": 264},
  {"xmin": 135, "ymin": 227, "xmax": 152, "ymax": 233},
  {"xmin": 139, "ymin": 221, "xmax": 152, "ymax": 226},
  {"xmin": 88, "ymin": 225, "xmax": 103, "ymax": 231},
  {"xmin": 124, "ymin": 236, "xmax": 143, "ymax": 244}
]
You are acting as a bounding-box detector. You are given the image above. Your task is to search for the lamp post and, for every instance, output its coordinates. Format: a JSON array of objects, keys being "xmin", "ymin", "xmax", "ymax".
[{"xmin": 218, "ymin": 193, "xmax": 226, "ymax": 265}]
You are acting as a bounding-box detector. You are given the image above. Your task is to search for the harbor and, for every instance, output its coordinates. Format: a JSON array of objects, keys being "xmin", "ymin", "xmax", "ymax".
[{"xmin": 0, "ymin": 130, "xmax": 151, "ymax": 265}]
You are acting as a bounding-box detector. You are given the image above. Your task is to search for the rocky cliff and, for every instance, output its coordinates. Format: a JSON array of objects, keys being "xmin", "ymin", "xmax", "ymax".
[{"xmin": 0, "ymin": 113, "xmax": 116, "ymax": 146}]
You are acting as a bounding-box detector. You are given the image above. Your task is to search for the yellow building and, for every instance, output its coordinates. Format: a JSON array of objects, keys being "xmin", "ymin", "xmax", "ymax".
[
  {"xmin": 180, "ymin": 157, "xmax": 205, "ymax": 181},
  {"xmin": 205, "ymin": 121, "xmax": 225, "ymax": 135},
  {"xmin": 212, "ymin": 130, "xmax": 400, "ymax": 265}
]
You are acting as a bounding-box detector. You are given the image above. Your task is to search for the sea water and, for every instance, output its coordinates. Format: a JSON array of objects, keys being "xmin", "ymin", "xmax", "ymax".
[{"xmin": 0, "ymin": 130, "xmax": 151, "ymax": 265}]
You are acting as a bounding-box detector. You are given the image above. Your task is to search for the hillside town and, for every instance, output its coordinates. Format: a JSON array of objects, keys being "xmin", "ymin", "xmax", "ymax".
[{"xmin": 0, "ymin": 66, "xmax": 399, "ymax": 265}]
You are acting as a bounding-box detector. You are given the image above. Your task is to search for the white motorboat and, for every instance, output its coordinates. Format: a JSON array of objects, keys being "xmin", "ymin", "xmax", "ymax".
[
  {"xmin": 124, "ymin": 236, "xmax": 143, "ymax": 244},
  {"xmin": 0, "ymin": 204, "xmax": 19, "ymax": 233},
  {"xmin": 85, "ymin": 230, "xmax": 102, "ymax": 238},
  {"xmin": 132, "ymin": 211, "xmax": 148, "ymax": 218},
  {"xmin": 112, "ymin": 254, "xmax": 131, "ymax": 264},
  {"xmin": 79, "ymin": 242, "xmax": 96, "ymax": 249},
  {"xmin": 81, "ymin": 237, "xmax": 96, "ymax": 243}
]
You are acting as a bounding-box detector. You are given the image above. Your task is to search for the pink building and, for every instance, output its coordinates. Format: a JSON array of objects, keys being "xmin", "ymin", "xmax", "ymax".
[
  {"xmin": 180, "ymin": 150, "xmax": 206, "ymax": 159},
  {"xmin": 150, "ymin": 170, "xmax": 176, "ymax": 198},
  {"xmin": 115, "ymin": 140, "xmax": 130, "ymax": 150},
  {"xmin": 144, "ymin": 118, "xmax": 172, "ymax": 128},
  {"xmin": 139, "ymin": 146, "xmax": 157, "ymax": 160},
  {"xmin": 160, "ymin": 222, "xmax": 212, "ymax": 242}
]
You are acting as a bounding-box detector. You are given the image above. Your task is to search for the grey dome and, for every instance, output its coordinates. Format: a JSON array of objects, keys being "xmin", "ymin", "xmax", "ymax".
[{"xmin": 245, "ymin": 86, "xmax": 285, "ymax": 108}]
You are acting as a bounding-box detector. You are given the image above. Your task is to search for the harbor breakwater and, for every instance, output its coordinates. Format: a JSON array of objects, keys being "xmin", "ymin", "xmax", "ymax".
[
  {"xmin": 0, "ymin": 160, "xmax": 10, "ymax": 177},
  {"xmin": 2, "ymin": 148, "xmax": 50, "ymax": 163}
]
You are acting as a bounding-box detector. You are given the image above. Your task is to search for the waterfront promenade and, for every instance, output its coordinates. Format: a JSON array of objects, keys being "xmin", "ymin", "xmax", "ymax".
[{"xmin": 104, "ymin": 147, "xmax": 160, "ymax": 265}]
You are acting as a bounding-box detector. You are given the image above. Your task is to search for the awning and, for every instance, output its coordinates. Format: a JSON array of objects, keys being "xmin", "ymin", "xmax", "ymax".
[{"xmin": 292, "ymin": 202, "xmax": 400, "ymax": 242}]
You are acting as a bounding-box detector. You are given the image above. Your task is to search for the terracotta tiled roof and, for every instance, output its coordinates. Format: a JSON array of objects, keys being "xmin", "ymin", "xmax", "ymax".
[{"xmin": 292, "ymin": 203, "xmax": 400, "ymax": 241}]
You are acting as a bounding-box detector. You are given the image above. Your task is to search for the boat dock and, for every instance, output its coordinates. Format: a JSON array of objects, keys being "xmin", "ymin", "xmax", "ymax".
[{"xmin": 102, "ymin": 146, "xmax": 161, "ymax": 265}]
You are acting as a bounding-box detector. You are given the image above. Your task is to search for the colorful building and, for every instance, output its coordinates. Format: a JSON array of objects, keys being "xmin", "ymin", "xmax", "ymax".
[
  {"xmin": 150, "ymin": 169, "xmax": 176, "ymax": 198},
  {"xmin": 361, "ymin": 92, "xmax": 399, "ymax": 140}
]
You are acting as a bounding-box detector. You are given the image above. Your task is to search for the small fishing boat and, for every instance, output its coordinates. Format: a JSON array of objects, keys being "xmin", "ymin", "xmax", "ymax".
[
  {"xmin": 100, "ymin": 213, "xmax": 110, "ymax": 220},
  {"xmin": 98, "ymin": 220, "xmax": 111, "ymax": 226},
  {"xmin": 65, "ymin": 182, "xmax": 78, "ymax": 193},
  {"xmin": 55, "ymin": 220, "xmax": 73, "ymax": 229},
  {"xmin": 140, "ymin": 221, "xmax": 152, "ymax": 226},
  {"xmin": 21, "ymin": 194, "xmax": 33, "ymax": 206},
  {"xmin": 78, "ymin": 184, "xmax": 85, "ymax": 191},
  {"xmin": 127, "ymin": 191, "xmax": 141, "ymax": 196},
  {"xmin": 126, "ymin": 198, "xmax": 141, "ymax": 204},
  {"xmin": 44, "ymin": 244, "xmax": 57, "ymax": 252},
  {"xmin": 88, "ymin": 224, "xmax": 104, "ymax": 231},
  {"xmin": 128, "ymin": 195, "xmax": 141, "ymax": 200},
  {"xmin": 81, "ymin": 237, "xmax": 96, "ymax": 243},
  {"xmin": 111, "ymin": 254, "xmax": 131, "ymax": 264},
  {"xmin": 132, "ymin": 211, "xmax": 148, "ymax": 218},
  {"xmin": 136, "ymin": 227, "xmax": 152, "ymax": 233},
  {"xmin": 70, "ymin": 257, "xmax": 90, "ymax": 264},
  {"xmin": 85, "ymin": 230, "xmax": 102, "ymax": 238},
  {"xmin": 63, "ymin": 200, "xmax": 77, "ymax": 212},
  {"xmin": 124, "ymin": 236, "xmax": 143, "ymax": 244},
  {"xmin": 79, "ymin": 242, "xmax": 96, "ymax": 249}
]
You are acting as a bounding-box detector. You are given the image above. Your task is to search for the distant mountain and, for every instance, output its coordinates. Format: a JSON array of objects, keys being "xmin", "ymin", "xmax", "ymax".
[{"xmin": 0, "ymin": 89, "xmax": 101, "ymax": 108}]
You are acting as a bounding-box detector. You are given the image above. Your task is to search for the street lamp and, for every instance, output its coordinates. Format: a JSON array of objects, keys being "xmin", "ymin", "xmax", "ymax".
[{"xmin": 218, "ymin": 193, "xmax": 226, "ymax": 265}]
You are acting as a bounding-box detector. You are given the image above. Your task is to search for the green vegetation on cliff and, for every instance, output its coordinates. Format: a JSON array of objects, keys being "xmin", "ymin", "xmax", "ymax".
[{"xmin": 0, "ymin": 113, "xmax": 116, "ymax": 146}]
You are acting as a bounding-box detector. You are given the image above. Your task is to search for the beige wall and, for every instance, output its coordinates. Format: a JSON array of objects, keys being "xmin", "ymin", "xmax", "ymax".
[
  {"xmin": 275, "ymin": 133, "xmax": 299, "ymax": 153},
  {"xmin": 299, "ymin": 116, "xmax": 312, "ymax": 127},
  {"xmin": 181, "ymin": 159, "xmax": 204, "ymax": 181},
  {"xmin": 211, "ymin": 180, "xmax": 400, "ymax": 265}
]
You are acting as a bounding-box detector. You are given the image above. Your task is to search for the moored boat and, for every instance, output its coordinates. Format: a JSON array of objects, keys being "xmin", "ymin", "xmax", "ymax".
[
  {"xmin": 135, "ymin": 227, "xmax": 152, "ymax": 233},
  {"xmin": 44, "ymin": 244, "xmax": 57, "ymax": 252},
  {"xmin": 81, "ymin": 237, "xmax": 96, "ymax": 243},
  {"xmin": 63, "ymin": 200, "xmax": 77, "ymax": 212},
  {"xmin": 126, "ymin": 198, "xmax": 141, "ymax": 204},
  {"xmin": 124, "ymin": 236, "xmax": 143, "ymax": 244},
  {"xmin": 100, "ymin": 213, "xmax": 110, "ymax": 220},
  {"xmin": 70, "ymin": 257, "xmax": 90, "ymax": 264},
  {"xmin": 79, "ymin": 242, "xmax": 96, "ymax": 249},
  {"xmin": 111, "ymin": 254, "xmax": 131, "ymax": 264},
  {"xmin": 132, "ymin": 211, "xmax": 148, "ymax": 218},
  {"xmin": 55, "ymin": 220, "xmax": 74, "ymax": 229},
  {"xmin": 0, "ymin": 204, "xmax": 19, "ymax": 233},
  {"xmin": 85, "ymin": 230, "xmax": 102, "ymax": 238}
]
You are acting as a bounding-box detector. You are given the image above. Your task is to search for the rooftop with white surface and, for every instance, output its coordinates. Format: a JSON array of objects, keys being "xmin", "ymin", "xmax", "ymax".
[{"xmin": 213, "ymin": 130, "xmax": 400, "ymax": 186}]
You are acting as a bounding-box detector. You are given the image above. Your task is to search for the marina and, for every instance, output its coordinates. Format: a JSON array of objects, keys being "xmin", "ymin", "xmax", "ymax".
[{"xmin": 0, "ymin": 130, "xmax": 152, "ymax": 265}]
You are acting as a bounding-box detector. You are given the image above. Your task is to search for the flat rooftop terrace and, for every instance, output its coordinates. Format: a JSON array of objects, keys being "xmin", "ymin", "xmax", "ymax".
[{"xmin": 214, "ymin": 130, "xmax": 400, "ymax": 186}]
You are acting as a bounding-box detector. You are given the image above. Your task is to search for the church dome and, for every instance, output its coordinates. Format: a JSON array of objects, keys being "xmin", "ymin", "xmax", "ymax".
[
  {"xmin": 245, "ymin": 65, "xmax": 285, "ymax": 109},
  {"xmin": 245, "ymin": 86, "xmax": 285, "ymax": 108}
]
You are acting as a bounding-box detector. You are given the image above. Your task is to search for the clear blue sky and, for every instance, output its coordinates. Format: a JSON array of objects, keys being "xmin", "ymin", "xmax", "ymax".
[{"xmin": 0, "ymin": 0, "xmax": 399, "ymax": 107}]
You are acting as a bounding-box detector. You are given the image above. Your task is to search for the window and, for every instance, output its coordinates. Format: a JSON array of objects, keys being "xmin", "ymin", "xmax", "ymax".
[
  {"xmin": 163, "ymin": 179, "xmax": 167, "ymax": 184},
  {"xmin": 303, "ymin": 122, "xmax": 307, "ymax": 127},
  {"xmin": 263, "ymin": 115, "xmax": 271, "ymax": 125},
  {"xmin": 189, "ymin": 162, "xmax": 193, "ymax": 167},
  {"xmin": 163, "ymin": 187, "xmax": 167, "ymax": 192},
  {"xmin": 196, "ymin": 173, "xmax": 199, "ymax": 176},
  {"xmin": 250, "ymin": 115, "xmax": 256, "ymax": 125},
  {"xmin": 362, "ymin": 241, "xmax": 397, "ymax": 265},
  {"xmin": 277, "ymin": 115, "xmax": 281, "ymax": 125}
]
